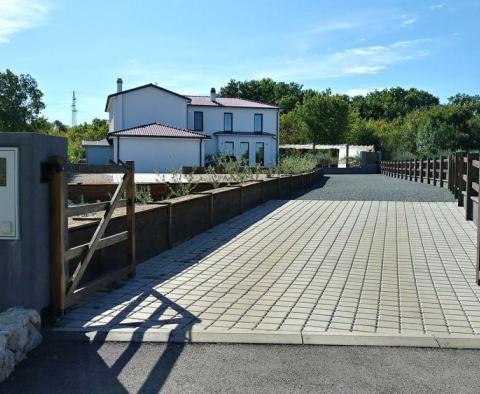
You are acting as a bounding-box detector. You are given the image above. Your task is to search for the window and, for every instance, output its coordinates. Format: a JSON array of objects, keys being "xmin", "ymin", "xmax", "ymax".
[
  {"xmin": 254, "ymin": 113, "xmax": 263, "ymax": 133},
  {"xmin": 255, "ymin": 142, "xmax": 264, "ymax": 166},
  {"xmin": 224, "ymin": 113, "xmax": 233, "ymax": 132},
  {"xmin": 194, "ymin": 111, "xmax": 203, "ymax": 131},
  {"xmin": 239, "ymin": 142, "xmax": 249, "ymax": 165},
  {"xmin": 224, "ymin": 141, "xmax": 234, "ymax": 157}
]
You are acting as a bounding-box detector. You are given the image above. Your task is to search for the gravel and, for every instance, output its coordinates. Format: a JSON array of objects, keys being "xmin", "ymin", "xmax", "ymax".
[
  {"xmin": 291, "ymin": 174, "xmax": 456, "ymax": 201},
  {"xmin": 3, "ymin": 341, "xmax": 480, "ymax": 393}
]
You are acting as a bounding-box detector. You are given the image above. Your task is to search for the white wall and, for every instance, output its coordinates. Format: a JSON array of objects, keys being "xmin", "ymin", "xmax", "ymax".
[
  {"xmin": 113, "ymin": 137, "xmax": 202, "ymax": 173},
  {"xmin": 217, "ymin": 134, "xmax": 276, "ymax": 167},
  {"xmin": 109, "ymin": 86, "xmax": 188, "ymax": 131},
  {"xmin": 187, "ymin": 106, "xmax": 278, "ymax": 134},
  {"xmin": 85, "ymin": 145, "xmax": 113, "ymax": 165},
  {"xmin": 187, "ymin": 106, "xmax": 279, "ymax": 163}
]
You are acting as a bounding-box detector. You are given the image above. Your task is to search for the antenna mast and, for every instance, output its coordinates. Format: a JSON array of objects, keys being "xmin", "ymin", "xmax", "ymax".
[{"xmin": 71, "ymin": 90, "xmax": 78, "ymax": 126}]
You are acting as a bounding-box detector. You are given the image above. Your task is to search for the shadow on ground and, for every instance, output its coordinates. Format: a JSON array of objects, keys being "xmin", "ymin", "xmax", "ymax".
[{"xmin": 29, "ymin": 199, "xmax": 294, "ymax": 392}]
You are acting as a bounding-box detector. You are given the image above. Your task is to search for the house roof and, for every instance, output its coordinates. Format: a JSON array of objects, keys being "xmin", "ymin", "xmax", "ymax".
[
  {"xmin": 104, "ymin": 83, "xmax": 279, "ymax": 111},
  {"xmin": 187, "ymin": 96, "xmax": 279, "ymax": 109},
  {"xmin": 82, "ymin": 139, "xmax": 111, "ymax": 147},
  {"xmin": 109, "ymin": 123, "xmax": 209, "ymax": 139},
  {"xmin": 105, "ymin": 83, "xmax": 189, "ymax": 111}
]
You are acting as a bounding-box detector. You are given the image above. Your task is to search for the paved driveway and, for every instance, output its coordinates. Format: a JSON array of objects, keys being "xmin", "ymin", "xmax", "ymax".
[
  {"xmin": 294, "ymin": 174, "xmax": 456, "ymax": 201},
  {"xmin": 54, "ymin": 196, "xmax": 480, "ymax": 347}
]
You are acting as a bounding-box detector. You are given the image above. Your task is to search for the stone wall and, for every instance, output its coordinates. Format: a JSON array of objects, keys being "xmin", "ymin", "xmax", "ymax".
[{"xmin": 0, "ymin": 308, "xmax": 42, "ymax": 382}]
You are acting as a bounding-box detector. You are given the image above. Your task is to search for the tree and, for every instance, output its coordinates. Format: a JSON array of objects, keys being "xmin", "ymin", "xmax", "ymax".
[
  {"xmin": 219, "ymin": 78, "xmax": 304, "ymax": 113},
  {"xmin": 448, "ymin": 93, "xmax": 480, "ymax": 107},
  {"xmin": 352, "ymin": 87, "xmax": 439, "ymax": 121},
  {"xmin": 279, "ymin": 108, "xmax": 309, "ymax": 144},
  {"xmin": 298, "ymin": 90, "xmax": 350, "ymax": 146},
  {"xmin": 0, "ymin": 69, "xmax": 45, "ymax": 131},
  {"xmin": 66, "ymin": 118, "xmax": 109, "ymax": 162}
]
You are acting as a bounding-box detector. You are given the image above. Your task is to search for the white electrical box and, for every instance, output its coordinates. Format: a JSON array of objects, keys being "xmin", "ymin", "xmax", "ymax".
[{"xmin": 0, "ymin": 147, "xmax": 19, "ymax": 240}]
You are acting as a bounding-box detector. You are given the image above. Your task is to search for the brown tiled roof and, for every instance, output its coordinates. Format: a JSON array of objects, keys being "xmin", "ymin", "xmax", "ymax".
[
  {"xmin": 186, "ymin": 96, "xmax": 279, "ymax": 109},
  {"xmin": 109, "ymin": 123, "xmax": 209, "ymax": 139}
]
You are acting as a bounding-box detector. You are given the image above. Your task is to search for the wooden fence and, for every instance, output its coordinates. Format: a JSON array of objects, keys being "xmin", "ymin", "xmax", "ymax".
[
  {"xmin": 50, "ymin": 156, "xmax": 135, "ymax": 317},
  {"xmin": 381, "ymin": 153, "xmax": 480, "ymax": 284}
]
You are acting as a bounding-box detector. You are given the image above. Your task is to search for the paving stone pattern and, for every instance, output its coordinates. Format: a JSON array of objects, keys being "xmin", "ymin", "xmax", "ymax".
[{"xmin": 58, "ymin": 200, "xmax": 480, "ymax": 345}]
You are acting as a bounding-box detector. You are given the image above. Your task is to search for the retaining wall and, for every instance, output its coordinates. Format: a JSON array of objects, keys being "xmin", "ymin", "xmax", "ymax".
[{"xmin": 68, "ymin": 170, "xmax": 323, "ymax": 284}]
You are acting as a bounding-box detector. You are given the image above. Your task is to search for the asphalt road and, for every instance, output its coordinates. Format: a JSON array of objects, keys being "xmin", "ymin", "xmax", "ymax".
[
  {"xmin": 3, "ymin": 341, "xmax": 480, "ymax": 394},
  {"xmin": 292, "ymin": 174, "xmax": 456, "ymax": 201}
]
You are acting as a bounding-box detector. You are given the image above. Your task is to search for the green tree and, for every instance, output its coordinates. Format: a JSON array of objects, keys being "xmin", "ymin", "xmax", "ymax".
[
  {"xmin": 66, "ymin": 118, "xmax": 109, "ymax": 162},
  {"xmin": 219, "ymin": 78, "xmax": 304, "ymax": 112},
  {"xmin": 298, "ymin": 90, "xmax": 350, "ymax": 146},
  {"xmin": 352, "ymin": 87, "xmax": 439, "ymax": 121},
  {"xmin": 279, "ymin": 108, "xmax": 309, "ymax": 144},
  {"xmin": 0, "ymin": 69, "xmax": 46, "ymax": 131}
]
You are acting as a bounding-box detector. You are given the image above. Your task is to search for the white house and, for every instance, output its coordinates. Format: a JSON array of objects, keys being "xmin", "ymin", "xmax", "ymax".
[{"xmin": 105, "ymin": 79, "xmax": 280, "ymax": 172}]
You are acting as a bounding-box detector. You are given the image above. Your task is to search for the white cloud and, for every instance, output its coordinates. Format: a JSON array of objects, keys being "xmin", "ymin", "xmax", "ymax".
[
  {"xmin": 255, "ymin": 39, "xmax": 431, "ymax": 81},
  {"xmin": 342, "ymin": 87, "xmax": 382, "ymax": 97},
  {"xmin": 398, "ymin": 14, "xmax": 417, "ymax": 27},
  {"xmin": 430, "ymin": 3, "xmax": 445, "ymax": 10},
  {"xmin": 0, "ymin": 0, "xmax": 49, "ymax": 43},
  {"xmin": 308, "ymin": 20, "xmax": 360, "ymax": 35}
]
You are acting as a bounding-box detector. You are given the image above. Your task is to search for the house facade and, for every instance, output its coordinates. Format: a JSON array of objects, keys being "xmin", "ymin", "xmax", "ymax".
[{"xmin": 105, "ymin": 79, "xmax": 279, "ymax": 172}]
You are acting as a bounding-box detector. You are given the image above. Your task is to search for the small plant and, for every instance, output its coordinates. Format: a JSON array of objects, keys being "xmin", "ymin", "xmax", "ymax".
[
  {"xmin": 205, "ymin": 164, "xmax": 222, "ymax": 189},
  {"xmin": 165, "ymin": 169, "xmax": 198, "ymax": 198},
  {"xmin": 135, "ymin": 185, "xmax": 153, "ymax": 204}
]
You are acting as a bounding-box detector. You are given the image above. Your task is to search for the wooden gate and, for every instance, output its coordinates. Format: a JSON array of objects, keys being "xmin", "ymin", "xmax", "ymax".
[{"xmin": 50, "ymin": 156, "xmax": 135, "ymax": 317}]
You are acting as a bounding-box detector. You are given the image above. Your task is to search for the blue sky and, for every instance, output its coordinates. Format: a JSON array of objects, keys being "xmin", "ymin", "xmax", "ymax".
[{"xmin": 1, "ymin": 0, "xmax": 479, "ymax": 124}]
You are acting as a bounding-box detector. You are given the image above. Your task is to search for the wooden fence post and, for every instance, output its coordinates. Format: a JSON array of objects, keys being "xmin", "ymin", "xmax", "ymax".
[
  {"xmin": 433, "ymin": 158, "xmax": 437, "ymax": 186},
  {"xmin": 449, "ymin": 154, "xmax": 454, "ymax": 192},
  {"xmin": 439, "ymin": 156, "xmax": 443, "ymax": 188},
  {"xmin": 477, "ymin": 168, "xmax": 480, "ymax": 285},
  {"xmin": 454, "ymin": 152, "xmax": 459, "ymax": 198},
  {"xmin": 457, "ymin": 152, "xmax": 465, "ymax": 207},
  {"xmin": 166, "ymin": 202, "xmax": 173, "ymax": 248},
  {"xmin": 414, "ymin": 159, "xmax": 418, "ymax": 182},
  {"xmin": 426, "ymin": 158, "xmax": 431, "ymax": 184},
  {"xmin": 125, "ymin": 160, "xmax": 136, "ymax": 277},
  {"xmin": 420, "ymin": 158, "xmax": 424, "ymax": 183},
  {"xmin": 50, "ymin": 155, "xmax": 66, "ymax": 318},
  {"xmin": 465, "ymin": 153, "xmax": 478, "ymax": 220}
]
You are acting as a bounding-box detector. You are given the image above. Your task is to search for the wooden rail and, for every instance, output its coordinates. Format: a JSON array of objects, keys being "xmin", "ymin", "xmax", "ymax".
[
  {"xmin": 381, "ymin": 153, "xmax": 480, "ymax": 285},
  {"xmin": 50, "ymin": 156, "xmax": 135, "ymax": 317}
]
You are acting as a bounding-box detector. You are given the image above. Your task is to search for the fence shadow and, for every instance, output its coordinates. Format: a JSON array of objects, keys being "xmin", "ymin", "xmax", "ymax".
[{"xmin": 42, "ymin": 198, "xmax": 294, "ymax": 392}]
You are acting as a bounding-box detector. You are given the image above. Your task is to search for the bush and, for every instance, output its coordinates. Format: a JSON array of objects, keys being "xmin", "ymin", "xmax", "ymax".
[{"xmin": 276, "ymin": 153, "xmax": 320, "ymax": 174}]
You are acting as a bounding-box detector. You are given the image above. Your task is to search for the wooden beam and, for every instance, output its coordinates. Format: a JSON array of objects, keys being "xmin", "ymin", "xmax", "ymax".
[
  {"xmin": 65, "ymin": 231, "xmax": 129, "ymax": 261},
  {"xmin": 66, "ymin": 199, "xmax": 126, "ymax": 217},
  {"xmin": 65, "ymin": 265, "xmax": 133, "ymax": 308},
  {"xmin": 64, "ymin": 163, "xmax": 128, "ymax": 174},
  {"xmin": 66, "ymin": 174, "xmax": 128, "ymax": 298}
]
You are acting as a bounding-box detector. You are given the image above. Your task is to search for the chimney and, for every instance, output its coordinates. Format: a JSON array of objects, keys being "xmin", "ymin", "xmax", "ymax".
[
  {"xmin": 210, "ymin": 87, "xmax": 217, "ymax": 102},
  {"xmin": 117, "ymin": 78, "xmax": 123, "ymax": 93}
]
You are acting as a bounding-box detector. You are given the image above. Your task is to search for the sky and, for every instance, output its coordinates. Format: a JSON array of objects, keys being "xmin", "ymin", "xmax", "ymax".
[{"xmin": 0, "ymin": 0, "xmax": 479, "ymax": 125}]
